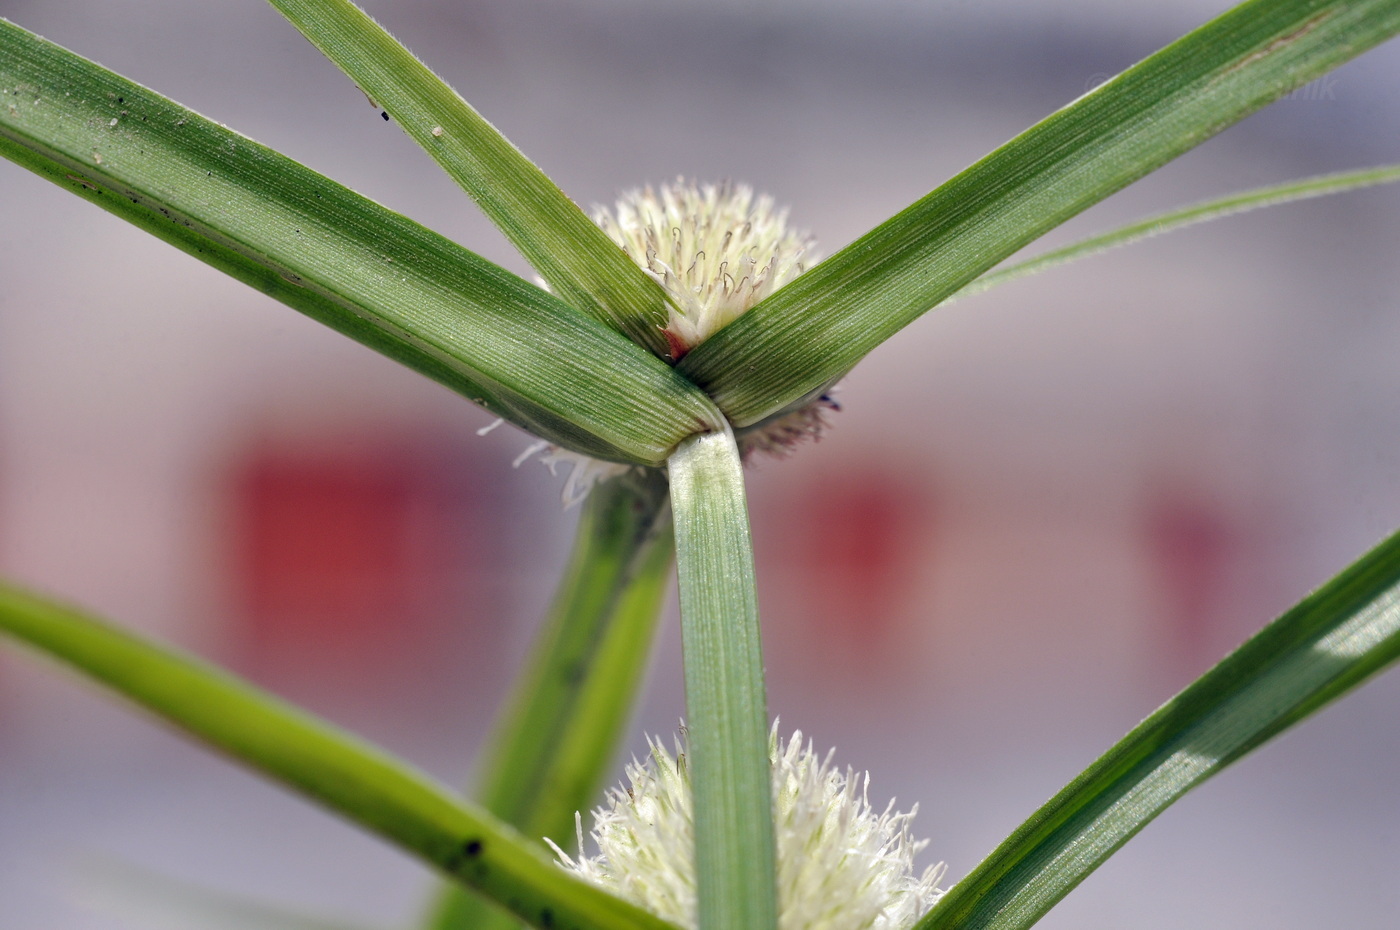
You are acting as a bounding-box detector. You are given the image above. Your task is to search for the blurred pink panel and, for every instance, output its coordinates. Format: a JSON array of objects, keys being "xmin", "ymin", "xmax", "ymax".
[
  {"xmin": 225, "ymin": 430, "xmax": 489, "ymax": 690},
  {"xmin": 767, "ymin": 464, "xmax": 937, "ymax": 664},
  {"xmin": 1142, "ymin": 486, "xmax": 1239, "ymax": 678}
]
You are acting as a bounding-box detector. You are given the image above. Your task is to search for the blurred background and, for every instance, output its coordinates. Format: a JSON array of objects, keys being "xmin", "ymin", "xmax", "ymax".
[{"xmin": 2, "ymin": 0, "xmax": 1399, "ymax": 926}]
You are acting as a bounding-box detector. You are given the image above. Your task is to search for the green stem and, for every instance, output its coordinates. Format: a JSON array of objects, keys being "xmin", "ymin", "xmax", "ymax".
[
  {"xmin": 668, "ymin": 427, "xmax": 777, "ymax": 930},
  {"xmin": 426, "ymin": 470, "xmax": 675, "ymax": 930}
]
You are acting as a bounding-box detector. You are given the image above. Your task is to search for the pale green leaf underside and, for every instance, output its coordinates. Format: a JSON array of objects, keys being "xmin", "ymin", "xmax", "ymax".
[
  {"xmin": 0, "ymin": 19, "xmax": 720, "ymax": 465},
  {"xmin": 955, "ymin": 163, "xmax": 1400, "ymax": 301},
  {"xmin": 680, "ymin": 0, "xmax": 1400, "ymax": 426},
  {"xmin": 430, "ymin": 471, "xmax": 675, "ymax": 930},
  {"xmin": 918, "ymin": 528, "xmax": 1400, "ymax": 930},
  {"xmin": 668, "ymin": 429, "xmax": 777, "ymax": 930},
  {"xmin": 0, "ymin": 582, "xmax": 681, "ymax": 930},
  {"xmin": 83, "ymin": 858, "xmax": 383, "ymax": 930},
  {"xmin": 266, "ymin": 0, "xmax": 675, "ymax": 357}
]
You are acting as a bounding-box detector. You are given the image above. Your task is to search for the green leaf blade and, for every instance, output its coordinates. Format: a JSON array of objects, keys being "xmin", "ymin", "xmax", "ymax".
[
  {"xmin": 0, "ymin": 582, "xmax": 681, "ymax": 930},
  {"xmin": 668, "ymin": 429, "xmax": 777, "ymax": 930},
  {"xmin": 679, "ymin": 0, "xmax": 1400, "ymax": 426},
  {"xmin": 265, "ymin": 0, "xmax": 675, "ymax": 356},
  {"xmin": 917, "ymin": 528, "xmax": 1400, "ymax": 930},
  {"xmin": 0, "ymin": 20, "xmax": 721, "ymax": 465},
  {"xmin": 954, "ymin": 163, "xmax": 1400, "ymax": 301}
]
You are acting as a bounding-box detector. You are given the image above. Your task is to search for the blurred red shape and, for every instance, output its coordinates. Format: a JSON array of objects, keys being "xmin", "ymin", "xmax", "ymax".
[
  {"xmin": 768, "ymin": 464, "xmax": 937, "ymax": 663},
  {"xmin": 227, "ymin": 432, "xmax": 484, "ymax": 685}
]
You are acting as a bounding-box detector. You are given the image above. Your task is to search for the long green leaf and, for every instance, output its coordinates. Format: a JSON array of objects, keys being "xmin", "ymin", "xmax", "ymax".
[
  {"xmin": 428, "ymin": 470, "xmax": 675, "ymax": 930},
  {"xmin": 953, "ymin": 163, "xmax": 1400, "ymax": 301},
  {"xmin": 917, "ymin": 527, "xmax": 1400, "ymax": 930},
  {"xmin": 0, "ymin": 19, "xmax": 720, "ymax": 465},
  {"xmin": 679, "ymin": 0, "xmax": 1400, "ymax": 426},
  {"xmin": 668, "ymin": 428, "xmax": 777, "ymax": 930},
  {"xmin": 0, "ymin": 582, "xmax": 682, "ymax": 930},
  {"xmin": 265, "ymin": 0, "xmax": 674, "ymax": 357}
]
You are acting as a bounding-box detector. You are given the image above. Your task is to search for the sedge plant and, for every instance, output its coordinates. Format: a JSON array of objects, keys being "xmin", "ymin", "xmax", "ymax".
[{"xmin": 3, "ymin": 2, "xmax": 1400, "ymax": 929}]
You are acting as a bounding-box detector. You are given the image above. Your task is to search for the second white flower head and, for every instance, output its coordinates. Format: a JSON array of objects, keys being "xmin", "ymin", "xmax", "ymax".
[{"xmin": 550, "ymin": 728, "xmax": 945, "ymax": 930}]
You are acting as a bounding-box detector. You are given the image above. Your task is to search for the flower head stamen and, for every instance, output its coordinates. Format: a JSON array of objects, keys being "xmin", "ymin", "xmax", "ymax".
[{"xmin": 594, "ymin": 179, "xmax": 816, "ymax": 359}]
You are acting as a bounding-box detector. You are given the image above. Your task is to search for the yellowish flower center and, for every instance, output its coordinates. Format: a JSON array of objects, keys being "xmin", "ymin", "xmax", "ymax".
[{"xmin": 594, "ymin": 179, "xmax": 815, "ymax": 360}]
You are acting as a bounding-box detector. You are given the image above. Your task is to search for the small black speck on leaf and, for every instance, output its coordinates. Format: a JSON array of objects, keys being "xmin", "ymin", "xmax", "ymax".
[
  {"xmin": 380, "ymin": 110, "xmax": 390, "ymax": 121},
  {"xmin": 445, "ymin": 837, "xmax": 486, "ymax": 871},
  {"xmin": 540, "ymin": 908, "xmax": 555, "ymax": 928}
]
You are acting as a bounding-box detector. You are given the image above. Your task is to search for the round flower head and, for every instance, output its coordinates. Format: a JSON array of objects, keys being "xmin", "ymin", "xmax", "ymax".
[
  {"xmin": 549, "ymin": 728, "xmax": 946, "ymax": 930},
  {"xmin": 506, "ymin": 181, "xmax": 833, "ymax": 502},
  {"xmin": 594, "ymin": 179, "xmax": 816, "ymax": 359},
  {"xmin": 597, "ymin": 179, "xmax": 838, "ymax": 460}
]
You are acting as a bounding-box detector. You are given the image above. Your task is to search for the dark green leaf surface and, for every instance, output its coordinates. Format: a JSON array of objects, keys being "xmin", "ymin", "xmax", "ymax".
[
  {"xmin": 0, "ymin": 582, "xmax": 681, "ymax": 930},
  {"xmin": 0, "ymin": 19, "xmax": 720, "ymax": 464},
  {"xmin": 264, "ymin": 0, "xmax": 675, "ymax": 357},
  {"xmin": 669, "ymin": 429, "xmax": 777, "ymax": 930},
  {"xmin": 680, "ymin": 0, "xmax": 1400, "ymax": 426},
  {"xmin": 918, "ymin": 528, "xmax": 1400, "ymax": 930},
  {"xmin": 429, "ymin": 470, "xmax": 675, "ymax": 930}
]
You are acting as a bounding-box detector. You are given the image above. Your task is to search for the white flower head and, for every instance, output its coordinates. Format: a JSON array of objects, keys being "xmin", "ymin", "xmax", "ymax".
[
  {"xmin": 504, "ymin": 181, "xmax": 831, "ymax": 503},
  {"xmin": 594, "ymin": 179, "xmax": 816, "ymax": 359},
  {"xmin": 549, "ymin": 727, "xmax": 946, "ymax": 930}
]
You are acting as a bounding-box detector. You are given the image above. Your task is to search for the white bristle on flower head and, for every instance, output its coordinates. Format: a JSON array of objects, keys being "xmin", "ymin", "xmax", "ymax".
[
  {"xmin": 548, "ymin": 727, "xmax": 945, "ymax": 930},
  {"xmin": 594, "ymin": 179, "xmax": 816, "ymax": 358},
  {"xmin": 511, "ymin": 439, "xmax": 631, "ymax": 508}
]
